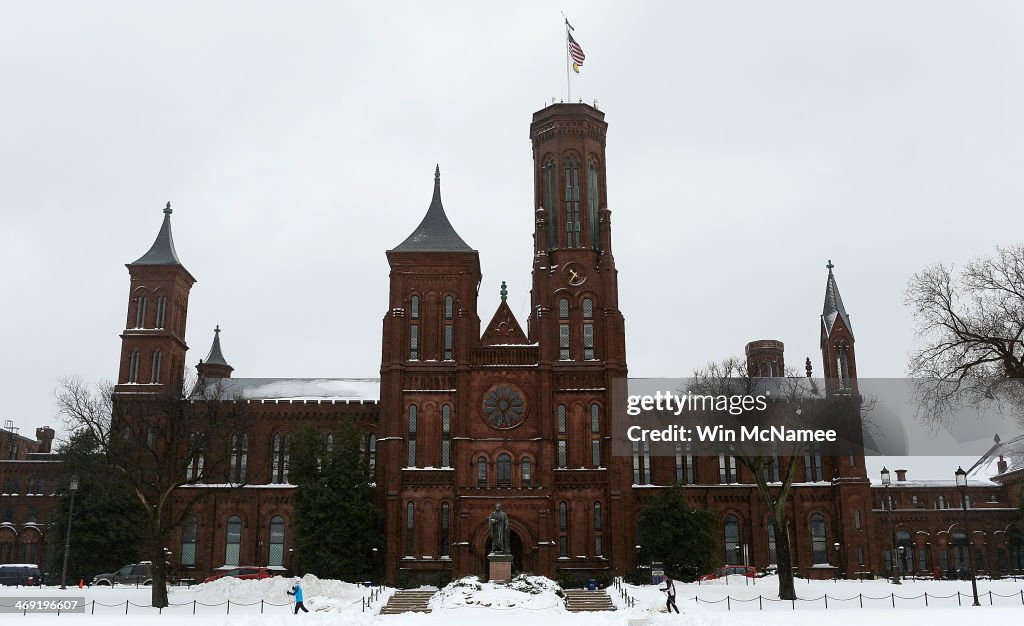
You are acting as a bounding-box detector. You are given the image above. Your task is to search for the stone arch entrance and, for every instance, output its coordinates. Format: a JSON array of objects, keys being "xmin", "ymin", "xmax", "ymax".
[
  {"xmin": 474, "ymin": 517, "xmax": 535, "ymax": 579},
  {"xmin": 485, "ymin": 530, "xmax": 524, "ymax": 575}
]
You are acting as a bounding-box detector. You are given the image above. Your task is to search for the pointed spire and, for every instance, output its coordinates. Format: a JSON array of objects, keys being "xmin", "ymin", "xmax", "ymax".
[
  {"xmin": 392, "ymin": 166, "xmax": 474, "ymax": 252},
  {"xmin": 202, "ymin": 325, "xmax": 231, "ymax": 366},
  {"xmin": 821, "ymin": 260, "xmax": 853, "ymax": 338},
  {"xmin": 130, "ymin": 202, "xmax": 184, "ymax": 266},
  {"xmin": 500, "ymin": 281, "xmax": 508, "ymax": 301}
]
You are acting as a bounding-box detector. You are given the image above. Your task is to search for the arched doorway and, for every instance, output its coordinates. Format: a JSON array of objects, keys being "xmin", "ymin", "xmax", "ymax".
[{"xmin": 484, "ymin": 530, "xmax": 524, "ymax": 577}]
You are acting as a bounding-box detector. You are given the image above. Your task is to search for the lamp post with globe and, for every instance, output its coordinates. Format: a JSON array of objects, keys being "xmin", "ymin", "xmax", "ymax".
[{"xmin": 955, "ymin": 466, "xmax": 981, "ymax": 606}]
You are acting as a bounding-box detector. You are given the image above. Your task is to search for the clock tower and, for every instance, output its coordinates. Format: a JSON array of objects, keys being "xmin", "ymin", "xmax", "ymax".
[
  {"xmin": 528, "ymin": 103, "xmax": 626, "ymax": 371},
  {"xmin": 527, "ymin": 103, "xmax": 630, "ymax": 573}
]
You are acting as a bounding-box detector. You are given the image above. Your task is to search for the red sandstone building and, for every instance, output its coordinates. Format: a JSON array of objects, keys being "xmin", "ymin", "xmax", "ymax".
[{"xmin": 2, "ymin": 104, "xmax": 1022, "ymax": 583}]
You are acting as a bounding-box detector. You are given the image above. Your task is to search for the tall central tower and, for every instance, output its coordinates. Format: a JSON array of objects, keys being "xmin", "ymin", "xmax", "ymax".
[
  {"xmin": 528, "ymin": 103, "xmax": 630, "ymax": 576},
  {"xmin": 528, "ymin": 103, "xmax": 626, "ymax": 373}
]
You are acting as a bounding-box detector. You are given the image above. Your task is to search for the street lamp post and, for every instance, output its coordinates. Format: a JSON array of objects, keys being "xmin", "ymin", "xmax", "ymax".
[
  {"xmin": 59, "ymin": 475, "xmax": 79, "ymax": 590},
  {"xmin": 881, "ymin": 467, "xmax": 900, "ymax": 585},
  {"xmin": 955, "ymin": 466, "xmax": 981, "ymax": 606},
  {"xmin": 372, "ymin": 547, "xmax": 379, "ymax": 585},
  {"xmin": 834, "ymin": 542, "xmax": 842, "ymax": 579}
]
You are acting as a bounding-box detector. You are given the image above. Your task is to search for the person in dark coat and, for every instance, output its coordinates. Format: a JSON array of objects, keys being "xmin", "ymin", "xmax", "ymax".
[
  {"xmin": 660, "ymin": 575, "xmax": 679, "ymax": 613},
  {"xmin": 287, "ymin": 577, "xmax": 309, "ymax": 614}
]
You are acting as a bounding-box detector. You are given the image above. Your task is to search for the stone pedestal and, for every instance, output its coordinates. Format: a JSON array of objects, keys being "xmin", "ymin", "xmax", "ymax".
[{"xmin": 488, "ymin": 553, "xmax": 513, "ymax": 583}]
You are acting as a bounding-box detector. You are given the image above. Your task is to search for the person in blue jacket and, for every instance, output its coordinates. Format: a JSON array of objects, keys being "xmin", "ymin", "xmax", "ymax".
[{"xmin": 287, "ymin": 577, "xmax": 309, "ymax": 614}]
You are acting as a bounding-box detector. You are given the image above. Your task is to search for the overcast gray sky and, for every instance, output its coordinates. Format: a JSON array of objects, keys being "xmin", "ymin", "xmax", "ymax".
[{"xmin": 3, "ymin": 2, "xmax": 1022, "ymax": 479}]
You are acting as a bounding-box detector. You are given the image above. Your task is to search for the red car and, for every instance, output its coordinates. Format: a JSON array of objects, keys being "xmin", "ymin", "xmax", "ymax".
[
  {"xmin": 203, "ymin": 567, "xmax": 284, "ymax": 583},
  {"xmin": 699, "ymin": 565, "xmax": 757, "ymax": 581}
]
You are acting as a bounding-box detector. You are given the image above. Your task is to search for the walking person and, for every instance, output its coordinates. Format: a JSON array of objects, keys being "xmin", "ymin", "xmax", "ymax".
[
  {"xmin": 660, "ymin": 574, "xmax": 679, "ymax": 614},
  {"xmin": 287, "ymin": 577, "xmax": 309, "ymax": 614}
]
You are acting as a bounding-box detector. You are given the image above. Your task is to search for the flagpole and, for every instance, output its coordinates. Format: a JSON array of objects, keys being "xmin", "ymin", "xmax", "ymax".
[{"xmin": 564, "ymin": 19, "xmax": 571, "ymax": 102}]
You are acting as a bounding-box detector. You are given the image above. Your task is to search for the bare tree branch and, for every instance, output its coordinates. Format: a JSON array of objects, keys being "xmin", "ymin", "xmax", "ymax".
[{"xmin": 905, "ymin": 244, "xmax": 1024, "ymax": 426}]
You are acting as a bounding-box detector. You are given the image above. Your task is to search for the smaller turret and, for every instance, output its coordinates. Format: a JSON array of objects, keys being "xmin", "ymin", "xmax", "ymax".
[{"xmin": 196, "ymin": 326, "xmax": 234, "ymax": 380}]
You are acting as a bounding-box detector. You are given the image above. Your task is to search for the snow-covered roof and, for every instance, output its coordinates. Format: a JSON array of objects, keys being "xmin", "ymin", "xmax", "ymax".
[
  {"xmin": 195, "ymin": 378, "xmax": 380, "ymax": 402},
  {"xmin": 870, "ymin": 478, "xmax": 995, "ymax": 488}
]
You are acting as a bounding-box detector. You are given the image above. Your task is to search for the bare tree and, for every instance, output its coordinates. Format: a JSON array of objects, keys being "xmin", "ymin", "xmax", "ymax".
[
  {"xmin": 687, "ymin": 358, "xmax": 864, "ymax": 601},
  {"xmin": 56, "ymin": 376, "xmax": 254, "ymax": 608},
  {"xmin": 905, "ymin": 245, "xmax": 1024, "ymax": 425}
]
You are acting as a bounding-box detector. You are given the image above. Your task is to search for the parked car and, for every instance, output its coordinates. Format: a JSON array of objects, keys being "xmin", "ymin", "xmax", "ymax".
[
  {"xmin": 0, "ymin": 564, "xmax": 44, "ymax": 586},
  {"xmin": 757, "ymin": 565, "xmax": 778, "ymax": 577},
  {"xmin": 700, "ymin": 565, "xmax": 758, "ymax": 581},
  {"xmin": 203, "ymin": 567, "xmax": 285, "ymax": 584},
  {"xmin": 92, "ymin": 562, "xmax": 154, "ymax": 586}
]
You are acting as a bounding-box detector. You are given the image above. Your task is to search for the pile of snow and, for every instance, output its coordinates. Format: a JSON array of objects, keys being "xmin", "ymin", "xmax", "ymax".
[
  {"xmin": 171, "ymin": 574, "xmax": 391, "ymax": 613},
  {"xmin": 430, "ymin": 575, "xmax": 566, "ymax": 612}
]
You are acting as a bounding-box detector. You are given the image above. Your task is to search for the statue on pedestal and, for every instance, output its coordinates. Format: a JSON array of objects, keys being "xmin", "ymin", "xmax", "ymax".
[{"xmin": 488, "ymin": 503, "xmax": 510, "ymax": 554}]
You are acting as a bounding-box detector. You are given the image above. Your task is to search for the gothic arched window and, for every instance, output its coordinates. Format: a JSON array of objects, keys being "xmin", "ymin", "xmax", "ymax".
[
  {"xmin": 155, "ymin": 296, "xmax": 167, "ymax": 328},
  {"xmin": 588, "ymin": 160, "xmax": 600, "ymax": 250},
  {"xmin": 229, "ymin": 433, "xmax": 248, "ymax": 483},
  {"xmin": 556, "ymin": 404, "xmax": 568, "ymax": 468},
  {"xmin": 441, "ymin": 404, "xmax": 452, "ymax": 467},
  {"xmin": 477, "ymin": 456, "xmax": 487, "ymax": 487},
  {"xmin": 181, "ymin": 515, "xmax": 197, "ymax": 568},
  {"xmin": 440, "ymin": 502, "xmax": 450, "ymax": 558},
  {"xmin": 407, "ymin": 405, "xmax": 417, "ymax": 467},
  {"xmin": 409, "ymin": 295, "xmax": 420, "ymax": 360},
  {"xmin": 564, "ymin": 156, "xmax": 581, "ymax": 247},
  {"xmin": 497, "ymin": 453, "xmax": 512, "ymax": 486},
  {"xmin": 135, "ymin": 295, "xmax": 148, "ymax": 328},
  {"xmin": 810, "ymin": 513, "xmax": 828, "ymax": 564},
  {"xmin": 225, "ymin": 515, "xmax": 242, "ymax": 566},
  {"xmin": 405, "ymin": 502, "xmax": 415, "ymax": 557},
  {"xmin": 558, "ymin": 502, "xmax": 569, "ymax": 557},
  {"xmin": 269, "ymin": 516, "xmax": 286, "ymax": 567},
  {"xmin": 724, "ymin": 514, "xmax": 740, "ymax": 564},
  {"xmin": 543, "ymin": 158, "xmax": 557, "ymax": 249},
  {"xmin": 271, "ymin": 433, "xmax": 290, "ymax": 484}
]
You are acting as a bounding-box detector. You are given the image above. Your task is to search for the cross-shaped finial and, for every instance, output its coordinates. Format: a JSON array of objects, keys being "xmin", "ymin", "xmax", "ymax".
[
  {"xmin": 164, "ymin": 201, "xmax": 172, "ymax": 215},
  {"xmin": 214, "ymin": 325, "xmax": 221, "ymax": 334},
  {"xmin": 826, "ymin": 259, "xmax": 834, "ymax": 273},
  {"xmin": 500, "ymin": 281, "xmax": 508, "ymax": 301}
]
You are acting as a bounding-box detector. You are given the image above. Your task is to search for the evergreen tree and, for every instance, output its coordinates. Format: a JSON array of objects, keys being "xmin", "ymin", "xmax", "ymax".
[
  {"xmin": 46, "ymin": 431, "xmax": 147, "ymax": 585},
  {"xmin": 636, "ymin": 485, "xmax": 719, "ymax": 582},
  {"xmin": 289, "ymin": 419, "xmax": 383, "ymax": 581}
]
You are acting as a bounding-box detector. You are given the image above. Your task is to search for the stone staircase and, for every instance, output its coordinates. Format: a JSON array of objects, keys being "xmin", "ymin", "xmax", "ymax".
[
  {"xmin": 563, "ymin": 589, "xmax": 617, "ymax": 612},
  {"xmin": 379, "ymin": 589, "xmax": 435, "ymax": 615}
]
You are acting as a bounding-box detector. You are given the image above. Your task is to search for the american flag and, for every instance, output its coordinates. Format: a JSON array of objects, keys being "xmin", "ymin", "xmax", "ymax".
[{"xmin": 567, "ymin": 32, "xmax": 585, "ymax": 72}]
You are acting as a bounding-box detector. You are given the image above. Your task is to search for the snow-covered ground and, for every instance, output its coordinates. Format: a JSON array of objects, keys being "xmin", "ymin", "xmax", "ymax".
[{"xmin": 1, "ymin": 574, "xmax": 1022, "ymax": 625}]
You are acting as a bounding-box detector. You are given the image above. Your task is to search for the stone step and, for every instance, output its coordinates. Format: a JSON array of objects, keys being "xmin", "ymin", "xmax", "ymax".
[
  {"xmin": 563, "ymin": 590, "xmax": 616, "ymax": 612},
  {"xmin": 379, "ymin": 589, "xmax": 436, "ymax": 615}
]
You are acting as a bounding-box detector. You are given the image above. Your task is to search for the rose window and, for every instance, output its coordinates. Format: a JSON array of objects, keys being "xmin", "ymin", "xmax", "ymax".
[{"xmin": 483, "ymin": 384, "xmax": 526, "ymax": 429}]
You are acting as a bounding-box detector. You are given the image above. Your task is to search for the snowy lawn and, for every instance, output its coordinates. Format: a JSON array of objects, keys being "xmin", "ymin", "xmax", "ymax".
[{"xmin": 0, "ymin": 574, "xmax": 1022, "ymax": 624}]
